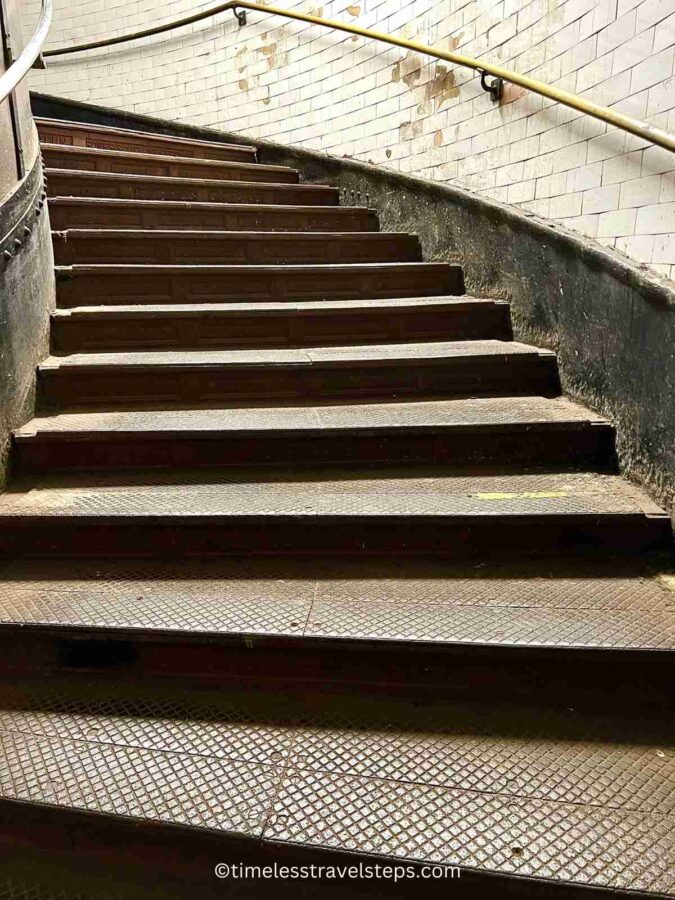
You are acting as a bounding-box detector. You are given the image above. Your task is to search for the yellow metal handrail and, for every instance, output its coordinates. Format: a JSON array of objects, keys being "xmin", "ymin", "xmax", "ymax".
[{"xmin": 44, "ymin": 0, "xmax": 675, "ymax": 153}]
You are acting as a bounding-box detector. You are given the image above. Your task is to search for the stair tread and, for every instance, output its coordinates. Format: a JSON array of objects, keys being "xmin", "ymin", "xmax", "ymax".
[
  {"xmin": 56, "ymin": 261, "xmax": 451, "ymax": 273},
  {"xmin": 42, "ymin": 143, "xmax": 292, "ymax": 176},
  {"xmin": 47, "ymin": 197, "xmax": 370, "ymax": 213},
  {"xmin": 17, "ymin": 396, "xmax": 605, "ymax": 436},
  {"xmin": 0, "ymin": 677, "xmax": 672, "ymax": 895},
  {"xmin": 37, "ymin": 116, "xmax": 257, "ymax": 155},
  {"xmin": 0, "ymin": 556, "xmax": 672, "ymax": 648},
  {"xmin": 0, "ymin": 469, "xmax": 663, "ymax": 518},
  {"xmin": 52, "ymin": 229, "xmax": 421, "ymax": 264},
  {"xmin": 53, "ymin": 227, "xmax": 409, "ymax": 239},
  {"xmin": 53, "ymin": 296, "xmax": 500, "ymax": 317},
  {"xmin": 46, "ymin": 167, "xmax": 336, "ymax": 193},
  {"xmin": 41, "ymin": 340, "xmax": 547, "ymax": 370}
]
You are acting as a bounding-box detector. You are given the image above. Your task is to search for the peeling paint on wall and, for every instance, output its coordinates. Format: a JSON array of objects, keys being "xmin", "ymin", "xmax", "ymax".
[
  {"xmin": 346, "ymin": 4, "xmax": 361, "ymax": 15},
  {"xmin": 399, "ymin": 120, "xmax": 423, "ymax": 140},
  {"xmin": 425, "ymin": 64, "xmax": 459, "ymax": 109},
  {"xmin": 235, "ymin": 46, "xmax": 248, "ymax": 73},
  {"xmin": 257, "ymin": 27, "xmax": 289, "ymax": 72},
  {"xmin": 392, "ymin": 52, "xmax": 423, "ymax": 87}
]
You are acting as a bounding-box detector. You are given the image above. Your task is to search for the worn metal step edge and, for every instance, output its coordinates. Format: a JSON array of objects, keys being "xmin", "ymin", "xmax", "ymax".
[
  {"xmin": 15, "ymin": 396, "xmax": 608, "ymax": 437},
  {"xmin": 45, "ymin": 168, "xmax": 338, "ymax": 195},
  {"xmin": 39, "ymin": 340, "xmax": 548, "ymax": 370},
  {"xmin": 46, "ymin": 197, "xmax": 373, "ymax": 215},
  {"xmin": 51, "ymin": 297, "xmax": 505, "ymax": 318}
]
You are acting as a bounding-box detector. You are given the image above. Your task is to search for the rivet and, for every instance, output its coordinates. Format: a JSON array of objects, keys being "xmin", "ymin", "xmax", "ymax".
[
  {"xmin": 14, "ymin": 238, "xmax": 22, "ymax": 248},
  {"xmin": 23, "ymin": 226, "xmax": 32, "ymax": 237},
  {"xmin": 3, "ymin": 250, "xmax": 12, "ymax": 260}
]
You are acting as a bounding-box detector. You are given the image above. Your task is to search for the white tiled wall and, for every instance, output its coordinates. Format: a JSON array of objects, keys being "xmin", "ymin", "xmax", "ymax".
[{"xmin": 23, "ymin": 0, "xmax": 675, "ymax": 279}]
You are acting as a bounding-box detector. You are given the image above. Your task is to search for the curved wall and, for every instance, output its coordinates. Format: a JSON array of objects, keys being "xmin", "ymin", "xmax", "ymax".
[
  {"xmin": 23, "ymin": 0, "xmax": 675, "ymax": 280},
  {"xmin": 0, "ymin": 0, "xmax": 54, "ymax": 488}
]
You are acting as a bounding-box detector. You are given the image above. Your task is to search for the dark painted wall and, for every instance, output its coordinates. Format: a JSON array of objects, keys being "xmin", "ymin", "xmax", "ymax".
[
  {"xmin": 32, "ymin": 93, "xmax": 675, "ymax": 517},
  {"xmin": 0, "ymin": 155, "xmax": 54, "ymax": 489},
  {"xmin": 0, "ymin": 2, "xmax": 54, "ymax": 489}
]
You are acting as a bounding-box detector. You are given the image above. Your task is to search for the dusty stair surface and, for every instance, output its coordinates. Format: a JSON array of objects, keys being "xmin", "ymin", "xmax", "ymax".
[{"xmin": 0, "ymin": 117, "xmax": 673, "ymax": 899}]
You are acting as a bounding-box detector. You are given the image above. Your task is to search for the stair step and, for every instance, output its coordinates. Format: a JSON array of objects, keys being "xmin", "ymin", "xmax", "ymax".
[
  {"xmin": 51, "ymin": 297, "xmax": 510, "ymax": 353},
  {"xmin": 0, "ymin": 677, "xmax": 671, "ymax": 897},
  {"xmin": 0, "ymin": 555, "xmax": 671, "ymax": 652},
  {"xmin": 46, "ymin": 169, "xmax": 339, "ymax": 206},
  {"xmin": 42, "ymin": 144, "xmax": 298, "ymax": 184},
  {"xmin": 0, "ymin": 469, "xmax": 668, "ymax": 558},
  {"xmin": 54, "ymin": 262, "xmax": 464, "ymax": 307},
  {"xmin": 52, "ymin": 229, "xmax": 422, "ymax": 265},
  {"xmin": 38, "ymin": 341, "xmax": 560, "ymax": 408},
  {"xmin": 47, "ymin": 197, "xmax": 379, "ymax": 233},
  {"xmin": 37, "ymin": 116, "xmax": 257, "ymax": 162},
  {"xmin": 14, "ymin": 396, "xmax": 614, "ymax": 472}
]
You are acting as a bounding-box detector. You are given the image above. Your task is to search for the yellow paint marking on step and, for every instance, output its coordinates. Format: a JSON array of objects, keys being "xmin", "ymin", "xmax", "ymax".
[{"xmin": 474, "ymin": 491, "xmax": 568, "ymax": 500}]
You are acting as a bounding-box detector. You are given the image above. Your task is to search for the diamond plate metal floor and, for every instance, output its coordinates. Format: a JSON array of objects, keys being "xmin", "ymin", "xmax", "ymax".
[
  {"xmin": 0, "ymin": 466, "xmax": 668, "ymax": 557},
  {"xmin": 41, "ymin": 339, "xmax": 543, "ymax": 369},
  {"xmin": 14, "ymin": 396, "xmax": 613, "ymax": 474},
  {"xmin": 0, "ymin": 467, "xmax": 658, "ymax": 517},
  {"xmin": 0, "ymin": 557, "xmax": 673, "ymax": 651},
  {"xmin": 18, "ymin": 396, "xmax": 604, "ymax": 434},
  {"xmin": 0, "ymin": 678, "xmax": 672, "ymax": 896}
]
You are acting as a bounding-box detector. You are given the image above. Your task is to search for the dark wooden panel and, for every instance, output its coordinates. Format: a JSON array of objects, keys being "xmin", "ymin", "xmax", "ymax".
[
  {"xmin": 46, "ymin": 169, "xmax": 339, "ymax": 206},
  {"xmin": 52, "ymin": 230, "xmax": 421, "ymax": 265},
  {"xmin": 37, "ymin": 117, "xmax": 257, "ymax": 163},
  {"xmin": 42, "ymin": 144, "xmax": 298, "ymax": 184},
  {"xmin": 47, "ymin": 198, "xmax": 379, "ymax": 232},
  {"xmin": 54, "ymin": 263, "xmax": 464, "ymax": 307}
]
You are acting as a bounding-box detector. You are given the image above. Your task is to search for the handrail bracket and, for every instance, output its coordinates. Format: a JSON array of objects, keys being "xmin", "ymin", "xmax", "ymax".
[
  {"xmin": 480, "ymin": 70, "xmax": 504, "ymax": 102},
  {"xmin": 233, "ymin": 7, "xmax": 247, "ymax": 27}
]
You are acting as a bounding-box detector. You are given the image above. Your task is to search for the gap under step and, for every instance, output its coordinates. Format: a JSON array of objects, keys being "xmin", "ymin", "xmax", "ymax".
[
  {"xmin": 37, "ymin": 116, "xmax": 257, "ymax": 163},
  {"xmin": 38, "ymin": 341, "xmax": 559, "ymax": 407},
  {"xmin": 42, "ymin": 144, "xmax": 298, "ymax": 184},
  {"xmin": 14, "ymin": 396, "xmax": 614, "ymax": 472},
  {"xmin": 46, "ymin": 168, "xmax": 339, "ymax": 205},
  {"xmin": 47, "ymin": 196, "xmax": 379, "ymax": 232},
  {"xmin": 50, "ymin": 297, "xmax": 511, "ymax": 353},
  {"xmin": 54, "ymin": 262, "xmax": 464, "ymax": 307},
  {"xmin": 52, "ymin": 228, "xmax": 422, "ymax": 265},
  {"xmin": 0, "ymin": 675, "xmax": 672, "ymax": 897},
  {"xmin": 0, "ymin": 468, "xmax": 669, "ymax": 557}
]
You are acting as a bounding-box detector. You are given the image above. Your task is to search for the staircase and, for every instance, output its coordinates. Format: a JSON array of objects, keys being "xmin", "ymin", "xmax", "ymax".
[{"xmin": 0, "ymin": 115, "xmax": 673, "ymax": 899}]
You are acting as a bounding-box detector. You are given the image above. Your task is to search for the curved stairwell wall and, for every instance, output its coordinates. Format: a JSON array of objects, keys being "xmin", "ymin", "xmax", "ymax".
[
  {"xmin": 0, "ymin": 0, "xmax": 55, "ymax": 489},
  {"xmin": 22, "ymin": 0, "xmax": 675, "ymax": 280}
]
